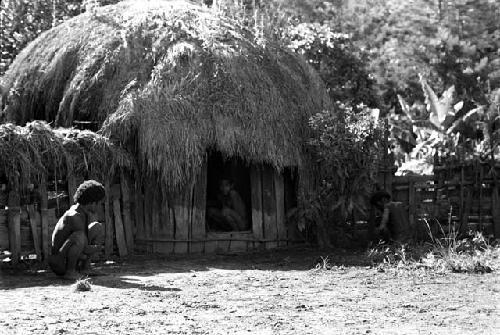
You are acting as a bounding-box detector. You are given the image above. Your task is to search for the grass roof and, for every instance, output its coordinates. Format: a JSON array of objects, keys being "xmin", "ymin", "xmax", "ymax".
[{"xmin": 0, "ymin": 0, "xmax": 330, "ymax": 188}]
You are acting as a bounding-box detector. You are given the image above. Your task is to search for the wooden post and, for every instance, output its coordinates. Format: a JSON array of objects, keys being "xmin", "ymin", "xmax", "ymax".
[
  {"xmin": 488, "ymin": 133, "xmax": 499, "ymax": 237},
  {"xmin": 274, "ymin": 172, "xmax": 286, "ymax": 247},
  {"xmin": 66, "ymin": 168, "xmax": 78, "ymax": 205},
  {"xmin": 134, "ymin": 179, "xmax": 144, "ymax": 238},
  {"xmin": 150, "ymin": 187, "xmax": 162, "ymax": 252},
  {"xmin": 250, "ymin": 165, "xmax": 263, "ymax": 240},
  {"xmin": 111, "ymin": 184, "xmax": 127, "ymax": 257},
  {"xmin": 479, "ymin": 164, "xmax": 483, "ymax": 230},
  {"xmin": 460, "ymin": 188, "xmax": 473, "ymax": 236},
  {"xmin": 143, "ymin": 178, "xmax": 154, "ymax": 238},
  {"xmin": 120, "ymin": 172, "xmax": 134, "ymax": 252},
  {"xmin": 459, "ymin": 166, "xmax": 465, "ymax": 231},
  {"xmin": 262, "ymin": 167, "xmax": 278, "ymax": 249},
  {"xmin": 151, "ymin": 186, "xmax": 160, "ymax": 237},
  {"xmin": 493, "ymin": 185, "xmax": 500, "ymax": 238},
  {"xmin": 104, "ymin": 182, "xmax": 114, "ymax": 257},
  {"xmin": 173, "ymin": 185, "xmax": 192, "ymax": 254},
  {"xmin": 39, "ymin": 180, "xmax": 50, "ymax": 261},
  {"xmin": 383, "ymin": 118, "xmax": 389, "ymax": 190},
  {"xmin": 191, "ymin": 164, "xmax": 207, "ymax": 253},
  {"xmin": 0, "ymin": 184, "xmax": 7, "ymax": 209},
  {"xmin": 47, "ymin": 208, "xmax": 57, "ymax": 240},
  {"xmin": 27, "ymin": 204, "xmax": 42, "ymax": 260},
  {"xmin": 408, "ymin": 179, "xmax": 416, "ymax": 231},
  {"xmin": 8, "ymin": 190, "xmax": 21, "ymax": 264},
  {"xmin": 160, "ymin": 193, "xmax": 174, "ymax": 238}
]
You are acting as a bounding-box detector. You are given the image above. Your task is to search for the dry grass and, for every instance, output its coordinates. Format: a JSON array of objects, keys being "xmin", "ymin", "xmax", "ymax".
[
  {"xmin": 1, "ymin": 0, "xmax": 329, "ymax": 189},
  {"xmin": 74, "ymin": 277, "xmax": 92, "ymax": 292},
  {"xmin": 367, "ymin": 230, "xmax": 500, "ymax": 274}
]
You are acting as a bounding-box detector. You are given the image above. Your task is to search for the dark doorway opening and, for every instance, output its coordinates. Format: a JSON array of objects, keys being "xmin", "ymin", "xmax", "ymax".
[{"xmin": 206, "ymin": 151, "xmax": 252, "ymax": 232}]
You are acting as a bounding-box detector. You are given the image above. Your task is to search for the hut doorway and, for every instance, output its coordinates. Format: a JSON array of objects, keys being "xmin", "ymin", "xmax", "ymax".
[{"xmin": 206, "ymin": 151, "xmax": 252, "ymax": 232}]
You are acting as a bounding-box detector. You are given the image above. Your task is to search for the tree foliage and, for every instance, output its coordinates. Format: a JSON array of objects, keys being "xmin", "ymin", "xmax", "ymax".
[{"xmin": 0, "ymin": 0, "xmax": 121, "ymax": 75}]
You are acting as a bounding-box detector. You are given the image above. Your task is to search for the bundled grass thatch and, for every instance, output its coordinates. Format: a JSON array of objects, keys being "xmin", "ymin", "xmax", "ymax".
[
  {"xmin": 0, "ymin": 0, "xmax": 330, "ymax": 188},
  {"xmin": 0, "ymin": 121, "xmax": 132, "ymax": 188}
]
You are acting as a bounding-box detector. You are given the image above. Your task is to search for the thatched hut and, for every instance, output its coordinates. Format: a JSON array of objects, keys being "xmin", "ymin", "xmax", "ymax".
[{"xmin": 1, "ymin": 0, "xmax": 329, "ymax": 255}]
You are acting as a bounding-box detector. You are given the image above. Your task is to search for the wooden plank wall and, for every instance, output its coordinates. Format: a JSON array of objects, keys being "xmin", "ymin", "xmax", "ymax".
[
  {"xmin": 1, "ymin": 164, "xmax": 296, "ymax": 261},
  {"xmin": 136, "ymin": 164, "xmax": 290, "ymax": 254},
  {"xmin": 135, "ymin": 174, "xmax": 198, "ymax": 255}
]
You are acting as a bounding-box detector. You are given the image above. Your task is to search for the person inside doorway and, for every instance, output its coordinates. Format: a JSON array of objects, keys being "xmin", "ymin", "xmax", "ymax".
[{"xmin": 206, "ymin": 179, "xmax": 248, "ymax": 232}]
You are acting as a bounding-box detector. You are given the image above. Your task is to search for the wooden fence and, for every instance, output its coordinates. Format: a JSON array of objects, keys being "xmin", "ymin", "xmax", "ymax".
[
  {"xmin": 0, "ymin": 164, "xmax": 299, "ymax": 264},
  {"xmin": 390, "ymin": 161, "xmax": 500, "ymax": 239},
  {"xmin": 2, "ymin": 159, "xmax": 499, "ymax": 264},
  {"xmin": 0, "ymin": 173, "xmax": 135, "ymax": 265}
]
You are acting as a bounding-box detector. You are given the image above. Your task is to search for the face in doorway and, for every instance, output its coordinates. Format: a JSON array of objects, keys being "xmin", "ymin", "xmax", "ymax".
[{"xmin": 219, "ymin": 179, "xmax": 233, "ymax": 196}]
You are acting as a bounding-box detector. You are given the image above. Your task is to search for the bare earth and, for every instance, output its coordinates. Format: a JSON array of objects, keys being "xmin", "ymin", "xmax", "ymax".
[{"xmin": 1, "ymin": 248, "xmax": 499, "ymax": 335}]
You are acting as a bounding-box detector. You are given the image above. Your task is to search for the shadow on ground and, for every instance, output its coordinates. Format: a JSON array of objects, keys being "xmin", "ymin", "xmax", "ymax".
[{"xmin": 0, "ymin": 246, "xmax": 371, "ymax": 290}]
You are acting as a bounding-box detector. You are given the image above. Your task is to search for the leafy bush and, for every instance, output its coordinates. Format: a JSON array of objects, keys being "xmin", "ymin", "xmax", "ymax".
[{"xmin": 293, "ymin": 103, "xmax": 383, "ymax": 247}]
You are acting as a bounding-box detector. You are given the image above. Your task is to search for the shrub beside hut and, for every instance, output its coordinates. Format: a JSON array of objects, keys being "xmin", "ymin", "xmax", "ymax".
[{"xmin": 0, "ymin": 0, "xmax": 330, "ymax": 261}]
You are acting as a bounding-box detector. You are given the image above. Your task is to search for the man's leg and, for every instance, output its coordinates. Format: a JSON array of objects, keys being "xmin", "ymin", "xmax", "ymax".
[
  {"xmin": 207, "ymin": 208, "xmax": 232, "ymax": 231},
  {"xmin": 79, "ymin": 222, "xmax": 104, "ymax": 274},
  {"xmin": 83, "ymin": 222, "xmax": 104, "ymax": 255},
  {"xmin": 48, "ymin": 231, "xmax": 87, "ymax": 277},
  {"xmin": 64, "ymin": 231, "xmax": 87, "ymax": 280},
  {"xmin": 222, "ymin": 208, "xmax": 245, "ymax": 231}
]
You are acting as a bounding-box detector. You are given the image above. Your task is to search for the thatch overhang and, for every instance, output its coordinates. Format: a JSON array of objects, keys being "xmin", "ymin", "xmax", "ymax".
[
  {"xmin": 0, "ymin": 121, "xmax": 132, "ymax": 187},
  {"xmin": 0, "ymin": 0, "xmax": 330, "ymax": 188}
]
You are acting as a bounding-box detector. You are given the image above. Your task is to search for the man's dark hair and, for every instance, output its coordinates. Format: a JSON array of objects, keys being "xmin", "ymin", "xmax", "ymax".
[
  {"xmin": 73, "ymin": 180, "xmax": 105, "ymax": 205},
  {"xmin": 220, "ymin": 178, "xmax": 234, "ymax": 186},
  {"xmin": 370, "ymin": 190, "xmax": 391, "ymax": 207}
]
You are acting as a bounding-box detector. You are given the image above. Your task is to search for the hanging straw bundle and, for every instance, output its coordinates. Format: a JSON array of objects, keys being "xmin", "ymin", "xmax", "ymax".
[{"xmin": 0, "ymin": 121, "xmax": 132, "ymax": 189}]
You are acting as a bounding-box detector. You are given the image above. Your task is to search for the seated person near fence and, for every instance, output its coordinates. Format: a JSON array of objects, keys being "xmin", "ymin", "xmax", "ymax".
[
  {"xmin": 48, "ymin": 180, "xmax": 105, "ymax": 280},
  {"xmin": 368, "ymin": 190, "xmax": 412, "ymax": 243},
  {"xmin": 207, "ymin": 179, "xmax": 248, "ymax": 232}
]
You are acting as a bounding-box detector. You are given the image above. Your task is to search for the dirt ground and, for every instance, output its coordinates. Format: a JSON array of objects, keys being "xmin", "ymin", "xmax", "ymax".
[{"xmin": 0, "ymin": 247, "xmax": 499, "ymax": 335}]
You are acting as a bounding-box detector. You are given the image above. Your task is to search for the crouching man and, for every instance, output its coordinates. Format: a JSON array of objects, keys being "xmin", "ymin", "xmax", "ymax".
[{"xmin": 48, "ymin": 180, "xmax": 105, "ymax": 280}]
